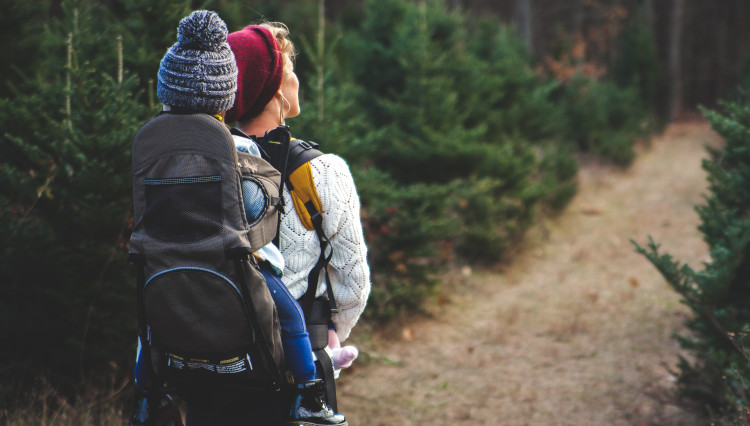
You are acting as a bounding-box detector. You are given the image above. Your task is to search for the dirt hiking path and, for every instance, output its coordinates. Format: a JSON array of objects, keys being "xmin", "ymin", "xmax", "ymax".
[{"xmin": 337, "ymin": 121, "xmax": 722, "ymax": 425}]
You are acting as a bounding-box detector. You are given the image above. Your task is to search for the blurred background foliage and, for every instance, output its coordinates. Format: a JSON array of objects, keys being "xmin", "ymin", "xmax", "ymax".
[{"xmin": 1, "ymin": 0, "xmax": 748, "ymax": 420}]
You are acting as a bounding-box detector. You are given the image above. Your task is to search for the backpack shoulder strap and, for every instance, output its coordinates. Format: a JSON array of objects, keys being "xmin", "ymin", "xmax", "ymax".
[
  {"xmin": 248, "ymin": 126, "xmax": 325, "ymax": 228},
  {"xmin": 287, "ymin": 160, "xmax": 322, "ymax": 231},
  {"xmin": 251, "ymin": 126, "xmax": 324, "ymax": 187},
  {"xmin": 285, "ymin": 144, "xmax": 338, "ymax": 316},
  {"xmin": 250, "ymin": 127, "xmax": 337, "ymax": 314}
]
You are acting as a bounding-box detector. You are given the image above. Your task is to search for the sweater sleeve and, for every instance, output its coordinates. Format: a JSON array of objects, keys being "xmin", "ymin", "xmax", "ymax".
[{"xmin": 311, "ymin": 154, "xmax": 371, "ymax": 342}]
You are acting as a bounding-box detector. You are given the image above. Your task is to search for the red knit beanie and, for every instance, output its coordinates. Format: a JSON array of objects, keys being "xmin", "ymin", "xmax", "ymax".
[{"xmin": 225, "ymin": 25, "xmax": 284, "ymax": 123}]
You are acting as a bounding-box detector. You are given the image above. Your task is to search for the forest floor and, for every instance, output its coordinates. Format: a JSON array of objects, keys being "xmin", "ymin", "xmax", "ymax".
[{"xmin": 337, "ymin": 120, "xmax": 723, "ymax": 426}]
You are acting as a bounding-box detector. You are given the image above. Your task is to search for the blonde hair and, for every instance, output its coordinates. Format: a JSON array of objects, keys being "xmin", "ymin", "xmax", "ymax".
[{"xmin": 259, "ymin": 22, "xmax": 296, "ymax": 73}]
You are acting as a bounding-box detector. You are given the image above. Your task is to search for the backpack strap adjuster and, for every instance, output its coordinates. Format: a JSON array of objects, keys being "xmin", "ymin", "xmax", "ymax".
[{"xmin": 226, "ymin": 247, "xmax": 253, "ymax": 260}]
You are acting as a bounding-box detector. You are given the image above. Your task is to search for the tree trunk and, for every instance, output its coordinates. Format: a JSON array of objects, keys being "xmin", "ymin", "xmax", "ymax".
[
  {"xmin": 316, "ymin": 0, "xmax": 325, "ymax": 123},
  {"xmin": 714, "ymin": 4, "xmax": 727, "ymax": 100},
  {"xmin": 668, "ymin": 0, "xmax": 685, "ymax": 121},
  {"xmin": 643, "ymin": 0, "xmax": 655, "ymax": 35},
  {"xmin": 573, "ymin": 0, "xmax": 584, "ymax": 35},
  {"xmin": 515, "ymin": 0, "xmax": 533, "ymax": 54}
]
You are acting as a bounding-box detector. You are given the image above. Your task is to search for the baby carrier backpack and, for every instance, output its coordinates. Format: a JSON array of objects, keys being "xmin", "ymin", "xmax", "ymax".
[
  {"xmin": 128, "ymin": 112, "xmax": 286, "ymax": 411},
  {"xmin": 242, "ymin": 125, "xmax": 341, "ymax": 411}
]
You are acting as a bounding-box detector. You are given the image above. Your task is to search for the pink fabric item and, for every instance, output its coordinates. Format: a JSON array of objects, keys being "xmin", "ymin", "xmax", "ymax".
[
  {"xmin": 225, "ymin": 25, "xmax": 284, "ymax": 123},
  {"xmin": 331, "ymin": 346, "xmax": 358, "ymax": 369}
]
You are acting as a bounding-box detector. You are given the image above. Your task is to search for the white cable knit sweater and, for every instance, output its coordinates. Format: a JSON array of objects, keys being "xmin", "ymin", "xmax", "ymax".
[{"xmin": 278, "ymin": 153, "xmax": 370, "ymax": 342}]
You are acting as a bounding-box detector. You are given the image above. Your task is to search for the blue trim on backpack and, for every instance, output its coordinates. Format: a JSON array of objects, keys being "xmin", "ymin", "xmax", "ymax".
[
  {"xmin": 145, "ymin": 267, "xmax": 242, "ymax": 298},
  {"xmin": 144, "ymin": 175, "xmax": 221, "ymax": 185}
]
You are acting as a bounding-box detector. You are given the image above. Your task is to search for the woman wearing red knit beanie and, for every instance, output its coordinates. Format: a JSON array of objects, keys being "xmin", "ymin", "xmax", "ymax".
[{"xmin": 226, "ymin": 23, "xmax": 370, "ymax": 426}]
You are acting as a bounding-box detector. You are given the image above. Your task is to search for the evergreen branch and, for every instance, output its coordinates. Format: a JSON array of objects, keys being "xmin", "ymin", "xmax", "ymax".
[
  {"xmin": 633, "ymin": 235, "xmax": 750, "ymax": 369},
  {"xmin": 631, "ymin": 237, "xmax": 700, "ymax": 304},
  {"xmin": 4, "ymin": 164, "xmax": 57, "ymax": 246},
  {"xmin": 701, "ymin": 306, "xmax": 749, "ymax": 363}
]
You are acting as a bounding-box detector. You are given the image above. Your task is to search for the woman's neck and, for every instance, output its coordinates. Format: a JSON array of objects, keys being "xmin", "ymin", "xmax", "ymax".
[{"xmin": 237, "ymin": 103, "xmax": 284, "ymax": 137}]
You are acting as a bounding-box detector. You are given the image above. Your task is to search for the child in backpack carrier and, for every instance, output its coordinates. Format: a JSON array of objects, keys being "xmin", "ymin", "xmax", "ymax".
[{"xmin": 130, "ymin": 10, "xmax": 354, "ymax": 426}]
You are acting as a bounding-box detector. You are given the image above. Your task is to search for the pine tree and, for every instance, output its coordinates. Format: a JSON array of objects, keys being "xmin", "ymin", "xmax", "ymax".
[
  {"xmin": 0, "ymin": 0, "xmax": 52, "ymax": 99},
  {"xmin": 110, "ymin": 0, "xmax": 195, "ymax": 99},
  {"xmin": 633, "ymin": 98, "xmax": 750, "ymax": 421},
  {"xmin": 348, "ymin": 0, "xmax": 576, "ymax": 263},
  {"xmin": 0, "ymin": 0, "xmax": 150, "ymax": 402}
]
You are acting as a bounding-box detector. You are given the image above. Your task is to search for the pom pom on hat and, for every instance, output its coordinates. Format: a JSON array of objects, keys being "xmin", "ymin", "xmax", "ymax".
[
  {"xmin": 225, "ymin": 25, "xmax": 284, "ymax": 123},
  {"xmin": 177, "ymin": 10, "xmax": 228, "ymax": 50},
  {"xmin": 157, "ymin": 10, "xmax": 237, "ymax": 114}
]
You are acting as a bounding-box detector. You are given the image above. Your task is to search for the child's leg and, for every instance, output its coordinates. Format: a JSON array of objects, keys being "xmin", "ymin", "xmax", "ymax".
[
  {"xmin": 259, "ymin": 267, "xmax": 316, "ymax": 382},
  {"xmin": 327, "ymin": 328, "xmax": 341, "ymax": 349},
  {"xmin": 261, "ymin": 269, "xmax": 345, "ymax": 423}
]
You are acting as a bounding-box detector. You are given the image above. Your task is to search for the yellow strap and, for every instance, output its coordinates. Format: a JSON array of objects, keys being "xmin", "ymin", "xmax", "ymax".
[{"xmin": 288, "ymin": 161, "xmax": 323, "ymax": 231}]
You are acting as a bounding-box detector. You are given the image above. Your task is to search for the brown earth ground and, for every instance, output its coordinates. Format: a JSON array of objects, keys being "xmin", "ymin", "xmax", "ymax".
[{"xmin": 337, "ymin": 121, "xmax": 723, "ymax": 426}]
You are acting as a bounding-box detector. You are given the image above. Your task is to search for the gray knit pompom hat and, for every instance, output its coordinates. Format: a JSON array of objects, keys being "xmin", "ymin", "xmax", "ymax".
[{"xmin": 157, "ymin": 10, "xmax": 237, "ymax": 114}]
